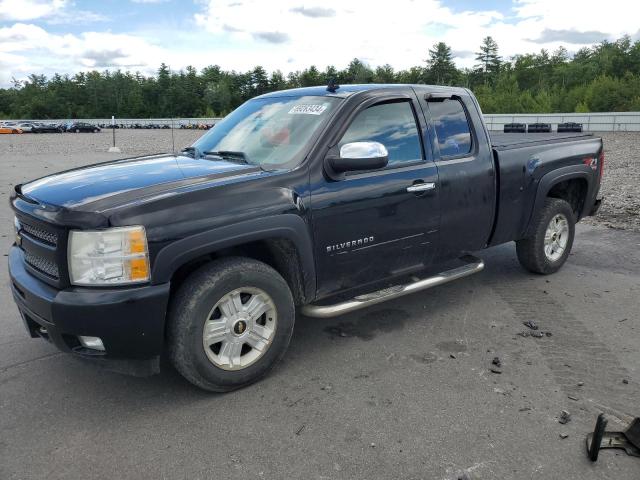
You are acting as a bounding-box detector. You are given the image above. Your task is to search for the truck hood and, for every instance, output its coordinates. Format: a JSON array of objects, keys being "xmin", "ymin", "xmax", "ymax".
[{"xmin": 18, "ymin": 154, "xmax": 261, "ymax": 211}]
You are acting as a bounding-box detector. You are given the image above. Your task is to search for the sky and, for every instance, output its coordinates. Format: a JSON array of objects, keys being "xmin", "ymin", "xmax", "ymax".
[{"xmin": 0, "ymin": 0, "xmax": 638, "ymax": 87}]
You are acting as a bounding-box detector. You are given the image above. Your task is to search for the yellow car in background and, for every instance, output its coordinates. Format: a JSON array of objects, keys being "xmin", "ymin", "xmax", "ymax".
[{"xmin": 0, "ymin": 126, "xmax": 23, "ymax": 134}]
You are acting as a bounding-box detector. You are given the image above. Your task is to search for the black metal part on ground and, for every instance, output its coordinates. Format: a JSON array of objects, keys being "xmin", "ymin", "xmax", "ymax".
[{"xmin": 586, "ymin": 414, "xmax": 640, "ymax": 461}]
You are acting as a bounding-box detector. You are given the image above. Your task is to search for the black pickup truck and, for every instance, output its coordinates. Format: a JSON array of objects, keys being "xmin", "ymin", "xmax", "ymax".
[{"xmin": 9, "ymin": 84, "xmax": 603, "ymax": 391}]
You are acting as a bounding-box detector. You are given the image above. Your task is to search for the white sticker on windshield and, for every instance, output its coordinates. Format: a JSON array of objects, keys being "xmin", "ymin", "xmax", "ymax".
[{"xmin": 288, "ymin": 104, "xmax": 327, "ymax": 115}]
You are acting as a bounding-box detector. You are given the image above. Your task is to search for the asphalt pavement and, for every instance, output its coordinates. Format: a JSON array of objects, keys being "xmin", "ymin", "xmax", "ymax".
[{"xmin": 1, "ymin": 133, "xmax": 638, "ymax": 479}]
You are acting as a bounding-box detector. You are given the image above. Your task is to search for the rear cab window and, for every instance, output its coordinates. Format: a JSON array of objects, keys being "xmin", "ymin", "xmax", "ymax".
[{"xmin": 427, "ymin": 98, "xmax": 473, "ymax": 158}]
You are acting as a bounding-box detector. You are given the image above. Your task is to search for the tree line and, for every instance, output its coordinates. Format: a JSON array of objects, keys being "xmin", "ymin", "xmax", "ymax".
[{"xmin": 1, "ymin": 35, "xmax": 640, "ymax": 119}]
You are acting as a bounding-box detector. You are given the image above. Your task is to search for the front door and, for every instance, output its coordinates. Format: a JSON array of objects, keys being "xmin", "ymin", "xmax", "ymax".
[{"xmin": 310, "ymin": 95, "xmax": 440, "ymax": 299}]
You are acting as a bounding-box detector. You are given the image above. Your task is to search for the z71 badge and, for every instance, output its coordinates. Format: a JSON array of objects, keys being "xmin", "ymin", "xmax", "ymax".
[{"xmin": 326, "ymin": 236, "xmax": 374, "ymax": 253}]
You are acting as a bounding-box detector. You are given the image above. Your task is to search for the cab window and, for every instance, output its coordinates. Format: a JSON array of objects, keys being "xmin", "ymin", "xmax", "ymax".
[
  {"xmin": 339, "ymin": 101, "xmax": 422, "ymax": 167},
  {"xmin": 428, "ymin": 99, "xmax": 472, "ymax": 157}
]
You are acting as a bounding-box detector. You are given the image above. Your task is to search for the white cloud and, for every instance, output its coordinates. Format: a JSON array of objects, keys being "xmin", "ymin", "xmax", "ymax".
[
  {"xmin": 192, "ymin": 0, "xmax": 639, "ymax": 72},
  {"xmin": 0, "ymin": 23, "xmax": 169, "ymax": 85},
  {"xmin": 45, "ymin": 9, "xmax": 108, "ymax": 25},
  {"xmin": 0, "ymin": 0, "xmax": 106, "ymax": 24},
  {"xmin": 0, "ymin": 0, "xmax": 67, "ymax": 22},
  {"xmin": 514, "ymin": 0, "xmax": 639, "ymax": 36},
  {"xmin": 193, "ymin": 0, "xmax": 504, "ymax": 72},
  {"xmin": 1, "ymin": 0, "xmax": 639, "ymax": 87}
]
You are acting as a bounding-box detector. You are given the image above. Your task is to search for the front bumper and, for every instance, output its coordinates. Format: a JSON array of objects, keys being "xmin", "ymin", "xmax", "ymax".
[{"xmin": 8, "ymin": 246, "xmax": 170, "ymax": 376}]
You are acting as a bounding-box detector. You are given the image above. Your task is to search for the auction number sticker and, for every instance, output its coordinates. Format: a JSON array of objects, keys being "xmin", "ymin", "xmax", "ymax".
[{"xmin": 288, "ymin": 104, "xmax": 327, "ymax": 115}]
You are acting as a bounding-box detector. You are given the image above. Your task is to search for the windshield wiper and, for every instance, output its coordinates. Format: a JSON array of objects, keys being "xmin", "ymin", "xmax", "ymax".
[
  {"xmin": 181, "ymin": 146, "xmax": 201, "ymax": 159},
  {"xmin": 202, "ymin": 150, "xmax": 263, "ymax": 168},
  {"xmin": 202, "ymin": 150, "xmax": 249, "ymax": 162},
  {"xmin": 200, "ymin": 150, "xmax": 268, "ymax": 171}
]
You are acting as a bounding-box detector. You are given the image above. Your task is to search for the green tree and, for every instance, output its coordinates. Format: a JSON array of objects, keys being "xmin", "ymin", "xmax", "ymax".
[
  {"xmin": 251, "ymin": 66, "xmax": 269, "ymax": 95},
  {"xmin": 344, "ymin": 58, "xmax": 374, "ymax": 83},
  {"xmin": 396, "ymin": 66, "xmax": 427, "ymax": 84},
  {"xmin": 204, "ymin": 77, "xmax": 233, "ymax": 115},
  {"xmin": 373, "ymin": 64, "xmax": 395, "ymax": 83},
  {"xmin": 3, "ymin": 35, "xmax": 640, "ymax": 119},
  {"xmin": 299, "ymin": 66, "xmax": 321, "ymax": 86},
  {"xmin": 475, "ymin": 36, "xmax": 501, "ymax": 82},
  {"xmin": 426, "ymin": 42, "xmax": 457, "ymax": 84},
  {"xmin": 269, "ymin": 70, "xmax": 287, "ymax": 90}
]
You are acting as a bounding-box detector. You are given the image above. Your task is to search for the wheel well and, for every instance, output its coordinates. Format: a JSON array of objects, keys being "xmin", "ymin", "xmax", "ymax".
[
  {"xmin": 547, "ymin": 178, "xmax": 587, "ymax": 217},
  {"xmin": 168, "ymin": 238, "xmax": 307, "ymax": 306}
]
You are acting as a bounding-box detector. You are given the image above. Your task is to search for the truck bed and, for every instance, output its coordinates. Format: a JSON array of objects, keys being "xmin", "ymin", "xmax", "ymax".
[
  {"xmin": 490, "ymin": 132, "xmax": 594, "ymax": 151},
  {"xmin": 487, "ymin": 130, "xmax": 602, "ymax": 248}
]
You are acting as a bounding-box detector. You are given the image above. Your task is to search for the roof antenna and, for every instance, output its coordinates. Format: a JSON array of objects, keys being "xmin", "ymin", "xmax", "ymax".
[{"xmin": 326, "ymin": 78, "xmax": 340, "ymax": 93}]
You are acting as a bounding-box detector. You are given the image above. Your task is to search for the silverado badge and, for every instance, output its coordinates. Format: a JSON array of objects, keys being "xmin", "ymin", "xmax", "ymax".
[{"xmin": 326, "ymin": 236, "xmax": 375, "ymax": 253}]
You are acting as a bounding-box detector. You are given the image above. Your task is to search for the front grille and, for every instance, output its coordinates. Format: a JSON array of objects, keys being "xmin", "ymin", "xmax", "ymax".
[
  {"xmin": 24, "ymin": 251, "xmax": 60, "ymax": 279},
  {"xmin": 15, "ymin": 212, "xmax": 68, "ymax": 287},
  {"xmin": 16, "ymin": 210, "xmax": 69, "ymax": 289},
  {"xmin": 21, "ymin": 222, "xmax": 58, "ymax": 247}
]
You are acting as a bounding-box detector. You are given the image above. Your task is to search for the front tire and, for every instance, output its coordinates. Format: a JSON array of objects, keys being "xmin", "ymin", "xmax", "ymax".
[
  {"xmin": 516, "ymin": 198, "xmax": 575, "ymax": 274},
  {"xmin": 167, "ymin": 257, "xmax": 295, "ymax": 392}
]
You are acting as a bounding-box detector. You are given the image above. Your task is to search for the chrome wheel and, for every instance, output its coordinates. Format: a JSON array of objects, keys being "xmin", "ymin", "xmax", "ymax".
[
  {"xmin": 202, "ymin": 287, "xmax": 277, "ymax": 371},
  {"xmin": 544, "ymin": 213, "xmax": 569, "ymax": 262}
]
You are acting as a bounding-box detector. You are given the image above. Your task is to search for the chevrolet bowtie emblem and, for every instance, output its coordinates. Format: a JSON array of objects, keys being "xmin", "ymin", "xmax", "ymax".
[{"xmin": 234, "ymin": 320, "xmax": 247, "ymax": 335}]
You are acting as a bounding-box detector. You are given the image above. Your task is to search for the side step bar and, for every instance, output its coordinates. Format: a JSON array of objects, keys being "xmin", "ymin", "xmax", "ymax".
[{"xmin": 301, "ymin": 255, "xmax": 484, "ymax": 318}]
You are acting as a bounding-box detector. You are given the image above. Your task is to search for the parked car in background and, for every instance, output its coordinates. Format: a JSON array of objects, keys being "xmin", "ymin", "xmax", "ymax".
[
  {"xmin": 65, "ymin": 122, "xmax": 101, "ymax": 133},
  {"xmin": 31, "ymin": 123, "xmax": 63, "ymax": 133},
  {"xmin": 16, "ymin": 122, "xmax": 36, "ymax": 132},
  {"xmin": 180, "ymin": 123, "xmax": 214, "ymax": 130},
  {"xmin": 0, "ymin": 126, "xmax": 22, "ymax": 134}
]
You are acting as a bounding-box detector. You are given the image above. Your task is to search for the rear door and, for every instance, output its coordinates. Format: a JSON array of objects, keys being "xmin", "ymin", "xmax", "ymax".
[
  {"xmin": 415, "ymin": 89, "xmax": 495, "ymax": 260},
  {"xmin": 309, "ymin": 91, "xmax": 440, "ymax": 299}
]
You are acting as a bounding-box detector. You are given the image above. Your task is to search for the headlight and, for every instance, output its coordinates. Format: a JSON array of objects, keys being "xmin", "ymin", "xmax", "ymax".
[{"xmin": 68, "ymin": 226, "xmax": 150, "ymax": 286}]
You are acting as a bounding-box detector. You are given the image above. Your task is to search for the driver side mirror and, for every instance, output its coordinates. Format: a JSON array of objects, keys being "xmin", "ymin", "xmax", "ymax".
[{"xmin": 328, "ymin": 141, "xmax": 389, "ymax": 174}]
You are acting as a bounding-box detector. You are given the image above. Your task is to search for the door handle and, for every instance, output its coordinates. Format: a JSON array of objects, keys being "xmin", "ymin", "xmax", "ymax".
[{"xmin": 406, "ymin": 182, "xmax": 436, "ymax": 193}]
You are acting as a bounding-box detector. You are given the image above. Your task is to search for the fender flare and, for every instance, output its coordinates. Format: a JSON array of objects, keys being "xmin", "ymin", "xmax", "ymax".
[
  {"xmin": 524, "ymin": 165, "xmax": 594, "ymax": 237},
  {"xmin": 151, "ymin": 214, "xmax": 316, "ymax": 300}
]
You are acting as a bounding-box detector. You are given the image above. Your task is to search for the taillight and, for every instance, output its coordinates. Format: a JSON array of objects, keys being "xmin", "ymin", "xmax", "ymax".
[{"xmin": 598, "ymin": 150, "xmax": 605, "ymax": 179}]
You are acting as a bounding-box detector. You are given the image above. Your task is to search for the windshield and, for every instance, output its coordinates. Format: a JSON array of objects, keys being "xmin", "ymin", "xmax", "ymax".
[{"xmin": 191, "ymin": 95, "xmax": 340, "ymax": 169}]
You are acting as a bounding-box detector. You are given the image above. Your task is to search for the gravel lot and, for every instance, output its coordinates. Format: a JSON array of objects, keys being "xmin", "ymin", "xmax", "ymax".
[
  {"xmin": 0, "ymin": 131, "xmax": 638, "ymax": 479},
  {"xmin": 0, "ymin": 128, "xmax": 204, "ymax": 158},
  {"xmin": 583, "ymin": 133, "xmax": 640, "ymax": 232}
]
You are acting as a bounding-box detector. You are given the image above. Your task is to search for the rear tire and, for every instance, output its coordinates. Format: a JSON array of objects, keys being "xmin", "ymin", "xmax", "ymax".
[
  {"xmin": 167, "ymin": 257, "xmax": 295, "ymax": 392},
  {"xmin": 516, "ymin": 198, "xmax": 575, "ymax": 274}
]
